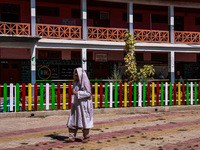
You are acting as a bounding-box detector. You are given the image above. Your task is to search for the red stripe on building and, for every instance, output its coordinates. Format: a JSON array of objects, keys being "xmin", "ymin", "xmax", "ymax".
[
  {"xmin": 57, "ymin": 83, "xmax": 60, "ymax": 109},
  {"xmin": 100, "ymin": 83, "xmax": 103, "ymax": 108},
  {"xmin": 22, "ymin": 83, "xmax": 26, "ymax": 111},
  {"xmin": 34, "ymin": 83, "xmax": 37, "ymax": 111},
  {"xmin": 148, "ymin": 83, "xmax": 150, "ymax": 106},
  {"xmin": 119, "ymin": 83, "xmax": 122, "ymax": 107},
  {"xmin": 68, "ymin": 83, "xmax": 71, "ymax": 109},
  {"xmin": 174, "ymin": 82, "xmax": 176, "ymax": 105},
  {"xmin": 156, "ymin": 82, "xmax": 159, "ymax": 106},
  {"xmin": 182, "ymin": 82, "xmax": 185, "ymax": 105},
  {"xmin": 129, "ymin": 83, "xmax": 132, "ymax": 107}
]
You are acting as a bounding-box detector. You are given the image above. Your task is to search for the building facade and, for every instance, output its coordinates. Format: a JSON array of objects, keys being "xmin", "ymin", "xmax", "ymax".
[{"xmin": 1, "ymin": 0, "xmax": 200, "ymax": 84}]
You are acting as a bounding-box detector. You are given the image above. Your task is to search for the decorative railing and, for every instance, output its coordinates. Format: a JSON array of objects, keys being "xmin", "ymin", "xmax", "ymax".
[
  {"xmin": 36, "ymin": 24, "xmax": 82, "ymax": 39},
  {"xmin": 0, "ymin": 22, "xmax": 30, "ymax": 35},
  {"xmin": 1, "ymin": 22, "xmax": 200, "ymax": 44},
  {"xmin": 175, "ymin": 31, "xmax": 200, "ymax": 43},
  {"xmin": 0, "ymin": 82, "xmax": 200, "ymax": 112},
  {"xmin": 134, "ymin": 29, "xmax": 169, "ymax": 43},
  {"xmin": 87, "ymin": 27, "xmax": 128, "ymax": 41}
]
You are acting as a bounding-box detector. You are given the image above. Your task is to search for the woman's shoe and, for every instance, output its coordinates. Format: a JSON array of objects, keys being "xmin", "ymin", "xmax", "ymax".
[
  {"xmin": 64, "ymin": 138, "xmax": 75, "ymax": 142},
  {"xmin": 82, "ymin": 138, "xmax": 89, "ymax": 143}
]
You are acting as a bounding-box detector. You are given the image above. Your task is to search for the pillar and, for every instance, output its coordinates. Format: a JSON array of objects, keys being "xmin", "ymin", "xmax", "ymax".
[
  {"xmin": 127, "ymin": 2, "xmax": 133, "ymax": 36},
  {"xmin": 31, "ymin": 0, "xmax": 36, "ymax": 36},
  {"xmin": 168, "ymin": 51, "xmax": 175, "ymax": 83},
  {"xmin": 168, "ymin": 5, "xmax": 174, "ymax": 43},
  {"xmin": 81, "ymin": 0, "xmax": 87, "ymax": 40},
  {"xmin": 31, "ymin": 44, "xmax": 36, "ymax": 84},
  {"xmin": 82, "ymin": 48, "xmax": 87, "ymax": 71}
]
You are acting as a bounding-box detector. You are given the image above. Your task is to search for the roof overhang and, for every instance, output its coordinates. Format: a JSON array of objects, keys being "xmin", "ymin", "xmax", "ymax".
[
  {"xmin": 99, "ymin": 0, "xmax": 200, "ymax": 9},
  {"xmin": 0, "ymin": 35, "xmax": 41, "ymax": 43}
]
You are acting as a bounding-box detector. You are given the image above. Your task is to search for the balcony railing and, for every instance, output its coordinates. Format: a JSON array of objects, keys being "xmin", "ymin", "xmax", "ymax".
[
  {"xmin": 1, "ymin": 22, "xmax": 200, "ymax": 44},
  {"xmin": 0, "ymin": 22, "xmax": 30, "ymax": 35},
  {"xmin": 134, "ymin": 29, "xmax": 169, "ymax": 43},
  {"xmin": 175, "ymin": 31, "xmax": 200, "ymax": 43},
  {"xmin": 36, "ymin": 24, "xmax": 81, "ymax": 39},
  {"xmin": 87, "ymin": 27, "xmax": 127, "ymax": 40}
]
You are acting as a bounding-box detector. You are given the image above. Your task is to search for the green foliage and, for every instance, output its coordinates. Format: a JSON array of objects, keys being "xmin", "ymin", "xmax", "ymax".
[
  {"xmin": 124, "ymin": 31, "xmax": 155, "ymax": 83},
  {"xmin": 109, "ymin": 64, "xmax": 122, "ymax": 83}
]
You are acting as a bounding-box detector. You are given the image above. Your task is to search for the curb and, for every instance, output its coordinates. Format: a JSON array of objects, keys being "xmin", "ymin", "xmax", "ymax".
[{"xmin": 0, "ymin": 105, "xmax": 200, "ymax": 118}]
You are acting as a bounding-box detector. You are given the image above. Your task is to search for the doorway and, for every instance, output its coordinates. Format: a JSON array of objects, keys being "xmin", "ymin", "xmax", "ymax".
[
  {"xmin": 93, "ymin": 62, "xmax": 109, "ymax": 79},
  {"xmin": 175, "ymin": 16, "xmax": 184, "ymax": 31},
  {"xmin": 0, "ymin": 61, "xmax": 21, "ymax": 84}
]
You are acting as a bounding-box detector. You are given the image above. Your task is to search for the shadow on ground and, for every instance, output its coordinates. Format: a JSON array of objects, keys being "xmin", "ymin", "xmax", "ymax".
[{"xmin": 45, "ymin": 134, "xmax": 82, "ymax": 142}]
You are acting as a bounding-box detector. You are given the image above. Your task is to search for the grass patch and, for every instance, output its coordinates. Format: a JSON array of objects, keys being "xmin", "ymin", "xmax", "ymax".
[
  {"xmin": 178, "ymin": 129, "xmax": 188, "ymax": 131},
  {"xmin": 129, "ymin": 141, "xmax": 135, "ymax": 143},
  {"xmin": 107, "ymin": 140, "xmax": 111, "ymax": 142},
  {"xmin": 170, "ymin": 122, "xmax": 177, "ymax": 124},
  {"xmin": 91, "ymin": 128, "xmax": 101, "ymax": 131},
  {"xmin": 130, "ymin": 135, "xmax": 135, "ymax": 137},
  {"xmin": 20, "ymin": 143, "xmax": 28, "ymax": 145},
  {"xmin": 156, "ymin": 118, "xmax": 165, "ymax": 121},
  {"xmin": 97, "ymin": 141, "xmax": 102, "ymax": 143}
]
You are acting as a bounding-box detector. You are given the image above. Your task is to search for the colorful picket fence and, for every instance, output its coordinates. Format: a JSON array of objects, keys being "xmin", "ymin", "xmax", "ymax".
[{"xmin": 0, "ymin": 82, "xmax": 200, "ymax": 112}]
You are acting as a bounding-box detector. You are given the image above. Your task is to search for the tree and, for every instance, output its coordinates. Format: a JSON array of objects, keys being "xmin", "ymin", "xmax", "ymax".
[{"xmin": 124, "ymin": 31, "xmax": 155, "ymax": 83}]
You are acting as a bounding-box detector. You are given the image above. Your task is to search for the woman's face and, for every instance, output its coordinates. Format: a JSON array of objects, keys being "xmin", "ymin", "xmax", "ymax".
[{"xmin": 74, "ymin": 70, "xmax": 79, "ymax": 81}]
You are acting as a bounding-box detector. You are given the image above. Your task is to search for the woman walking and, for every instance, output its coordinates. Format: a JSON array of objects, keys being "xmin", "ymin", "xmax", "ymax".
[{"xmin": 65, "ymin": 67, "xmax": 93, "ymax": 143}]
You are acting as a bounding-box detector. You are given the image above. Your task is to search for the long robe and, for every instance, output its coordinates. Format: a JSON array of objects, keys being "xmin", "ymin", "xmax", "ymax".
[{"xmin": 67, "ymin": 81, "xmax": 93, "ymax": 129}]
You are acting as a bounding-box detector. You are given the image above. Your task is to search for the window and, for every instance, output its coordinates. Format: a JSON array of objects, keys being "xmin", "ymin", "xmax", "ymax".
[
  {"xmin": 3, "ymin": 64, "xmax": 9, "ymax": 69},
  {"xmin": 123, "ymin": 13, "xmax": 143, "ymax": 22},
  {"xmin": 37, "ymin": 6, "xmax": 59, "ymax": 17},
  {"xmin": 135, "ymin": 53, "xmax": 143, "ymax": 61},
  {"xmin": 12, "ymin": 64, "xmax": 18, "ymax": 69},
  {"xmin": 38, "ymin": 50, "xmax": 61, "ymax": 60},
  {"xmin": 195, "ymin": 17, "xmax": 200, "ymax": 25},
  {"xmin": 0, "ymin": 4, "xmax": 20, "ymax": 22},
  {"xmin": 71, "ymin": 9, "xmax": 80, "ymax": 18},
  {"xmin": 71, "ymin": 51, "xmax": 81, "ymax": 60},
  {"xmin": 151, "ymin": 53, "xmax": 168, "ymax": 61},
  {"xmin": 100, "ymin": 11, "xmax": 109, "ymax": 20},
  {"xmin": 152, "ymin": 14, "xmax": 168, "ymax": 23}
]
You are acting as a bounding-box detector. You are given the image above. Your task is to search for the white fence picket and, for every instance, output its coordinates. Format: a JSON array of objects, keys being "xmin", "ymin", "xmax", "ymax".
[
  {"xmin": 46, "ymin": 83, "xmax": 49, "ymax": 110},
  {"xmin": 9, "ymin": 83, "xmax": 13, "ymax": 112}
]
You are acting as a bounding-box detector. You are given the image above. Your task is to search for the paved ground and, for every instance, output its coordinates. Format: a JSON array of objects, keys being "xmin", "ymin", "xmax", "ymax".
[{"xmin": 0, "ymin": 107, "xmax": 200, "ymax": 150}]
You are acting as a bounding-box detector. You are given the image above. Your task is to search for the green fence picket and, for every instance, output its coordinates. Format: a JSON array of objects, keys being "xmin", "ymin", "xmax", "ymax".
[
  {"xmin": 16, "ymin": 83, "xmax": 20, "ymax": 111},
  {"xmin": 40, "ymin": 83, "xmax": 44, "ymax": 110},
  {"xmin": 143, "ymin": 82, "xmax": 146, "ymax": 106},
  {"xmin": 105, "ymin": 83, "xmax": 108, "ymax": 108},
  {"xmin": 52, "ymin": 83, "xmax": 55, "ymax": 110},
  {"xmin": 170, "ymin": 82, "xmax": 172, "ymax": 106},
  {"xmin": 186, "ymin": 82, "xmax": 189, "ymax": 105},
  {"xmin": 161, "ymin": 82, "xmax": 164, "ymax": 106},
  {"xmin": 134, "ymin": 83, "xmax": 137, "ymax": 107},
  {"xmin": 195, "ymin": 82, "xmax": 197, "ymax": 105},
  {"xmin": 115, "ymin": 82, "xmax": 118, "ymax": 107},
  {"xmin": 3, "ymin": 83, "xmax": 7, "ymax": 112}
]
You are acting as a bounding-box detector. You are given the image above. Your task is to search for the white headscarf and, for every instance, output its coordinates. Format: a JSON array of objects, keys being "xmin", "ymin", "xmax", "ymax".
[{"xmin": 75, "ymin": 67, "xmax": 91, "ymax": 94}]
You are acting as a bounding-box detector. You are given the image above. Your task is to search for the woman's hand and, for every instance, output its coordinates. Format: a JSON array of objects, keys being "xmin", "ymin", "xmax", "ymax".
[{"xmin": 73, "ymin": 91, "xmax": 78, "ymax": 95}]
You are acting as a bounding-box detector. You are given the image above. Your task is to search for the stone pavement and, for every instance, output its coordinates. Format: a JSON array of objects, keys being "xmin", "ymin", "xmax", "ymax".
[{"xmin": 0, "ymin": 106, "xmax": 200, "ymax": 150}]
